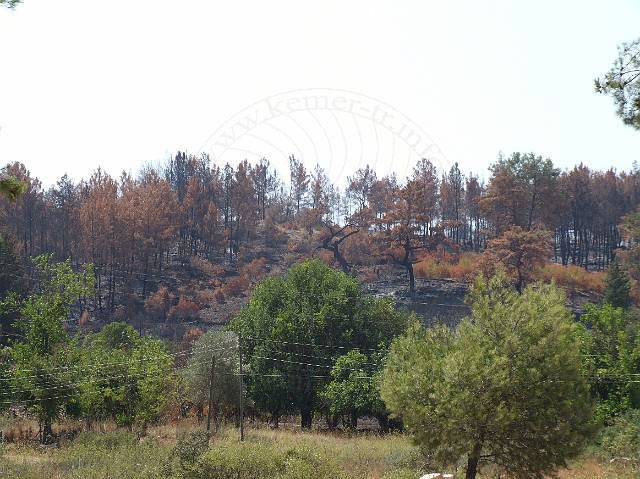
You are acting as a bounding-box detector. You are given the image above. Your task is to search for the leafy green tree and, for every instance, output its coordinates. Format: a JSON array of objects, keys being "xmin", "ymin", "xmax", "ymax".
[
  {"xmin": 3, "ymin": 255, "xmax": 93, "ymax": 443},
  {"xmin": 381, "ymin": 273, "xmax": 592, "ymax": 479},
  {"xmin": 78, "ymin": 322, "xmax": 174, "ymax": 433},
  {"xmin": 603, "ymin": 258, "xmax": 632, "ymax": 309},
  {"xmin": 596, "ymin": 38, "xmax": 640, "ymax": 130},
  {"xmin": 181, "ymin": 331, "xmax": 240, "ymax": 431},
  {"xmin": 320, "ymin": 350, "xmax": 387, "ymax": 430},
  {"xmin": 579, "ymin": 303, "xmax": 640, "ymax": 422},
  {"xmin": 128, "ymin": 335, "xmax": 174, "ymax": 430},
  {"xmin": 229, "ymin": 259, "xmax": 409, "ymax": 429},
  {"xmin": 246, "ymin": 361, "xmax": 290, "ymax": 428}
]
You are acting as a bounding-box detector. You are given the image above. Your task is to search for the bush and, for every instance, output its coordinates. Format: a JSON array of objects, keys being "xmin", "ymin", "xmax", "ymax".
[
  {"xmin": 240, "ymin": 257, "xmax": 269, "ymax": 282},
  {"xmin": 213, "ymin": 288, "xmax": 226, "ymax": 303},
  {"xmin": 189, "ymin": 442, "xmax": 282, "ymax": 479},
  {"xmin": 223, "ymin": 277, "xmax": 250, "ymax": 297},
  {"xmin": 168, "ymin": 297, "xmax": 201, "ymax": 322},
  {"xmin": 595, "ymin": 409, "xmax": 640, "ymax": 466},
  {"xmin": 172, "ymin": 430, "xmax": 211, "ymax": 470},
  {"xmin": 186, "ymin": 442, "xmax": 343, "ymax": 479}
]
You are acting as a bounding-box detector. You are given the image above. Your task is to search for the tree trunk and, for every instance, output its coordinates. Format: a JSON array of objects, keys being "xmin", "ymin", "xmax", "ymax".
[
  {"xmin": 377, "ymin": 414, "xmax": 389, "ymax": 433},
  {"xmin": 301, "ymin": 408, "xmax": 313, "ymax": 429},
  {"xmin": 465, "ymin": 442, "xmax": 482, "ymax": 479},
  {"xmin": 350, "ymin": 411, "xmax": 358, "ymax": 429},
  {"xmin": 42, "ymin": 418, "xmax": 53, "ymax": 444},
  {"xmin": 407, "ymin": 262, "xmax": 415, "ymax": 297},
  {"xmin": 326, "ymin": 414, "xmax": 339, "ymax": 431},
  {"xmin": 333, "ymin": 245, "xmax": 351, "ymax": 275}
]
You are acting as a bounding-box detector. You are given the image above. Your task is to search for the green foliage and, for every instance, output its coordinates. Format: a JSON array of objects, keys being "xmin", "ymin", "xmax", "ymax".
[
  {"xmin": 603, "ymin": 259, "xmax": 632, "ymax": 309},
  {"xmin": 78, "ymin": 322, "xmax": 175, "ymax": 429},
  {"xmin": 183, "ymin": 441, "xmax": 343, "ymax": 479},
  {"xmin": 382, "ymin": 273, "xmax": 593, "ymax": 479},
  {"xmin": 595, "ymin": 38, "xmax": 640, "ymax": 130},
  {"xmin": 166, "ymin": 430, "xmax": 211, "ymax": 474},
  {"xmin": 595, "ymin": 409, "xmax": 640, "ymax": 467},
  {"xmin": 0, "ymin": 427, "xmax": 421, "ymax": 478},
  {"xmin": 579, "ymin": 303, "xmax": 640, "ymax": 421},
  {"xmin": 1, "ymin": 255, "xmax": 93, "ymax": 441},
  {"xmin": 49, "ymin": 431, "xmax": 167, "ymax": 479},
  {"xmin": 229, "ymin": 259, "xmax": 409, "ymax": 428},
  {"xmin": 320, "ymin": 350, "xmax": 386, "ymax": 428},
  {"xmin": 0, "ymin": 234, "xmax": 24, "ymax": 344},
  {"xmin": 181, "ymin": 331, "xmax": 240, "ymax": 427},
  {"xmin": 0, "ymin": 175, "xmax": 26, "ymax": 201}
]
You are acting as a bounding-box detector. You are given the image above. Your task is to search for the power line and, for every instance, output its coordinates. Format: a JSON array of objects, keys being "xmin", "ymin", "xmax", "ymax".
[{"xmin": 0, "ymin": 343, "xmax": 233, "ymax": 381}]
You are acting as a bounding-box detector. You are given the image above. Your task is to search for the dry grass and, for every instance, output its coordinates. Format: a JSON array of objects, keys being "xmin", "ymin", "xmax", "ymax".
[
  {"xmin": 1, "ymin": 421, "xmax": 631, "ymax": 479},
  {"xmin": 414, "ymin": 252, "xmax": 482, "ymax": 282},
  {"xmin": 536, "ymin": 263, "xmax": 605, "ymax": 293}
]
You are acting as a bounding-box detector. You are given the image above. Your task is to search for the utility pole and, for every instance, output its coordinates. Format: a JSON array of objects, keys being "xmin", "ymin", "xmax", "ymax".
[
  {"xmin": 206, "ymin": 350, "xmax": 215, "ymax": 433},
  {"xmin": 239, "ymin": 335, "xmax": 245, "ymax": 441}
]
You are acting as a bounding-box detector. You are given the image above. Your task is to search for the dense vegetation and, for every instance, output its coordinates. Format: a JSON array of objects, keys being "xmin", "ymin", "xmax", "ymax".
[
  {"xmin": 0, "ymin": 254, "xmax": 638, "ymax": 477},
  {"xmin": 1, "ymin": 7, "xmax": 640, "ymax": 476}
]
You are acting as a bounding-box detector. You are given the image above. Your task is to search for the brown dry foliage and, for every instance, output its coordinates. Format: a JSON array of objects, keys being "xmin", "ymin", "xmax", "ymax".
[
  {"xmin": 482, "ymin": 226, "xmax": 552, "ymax": 290},
  {"xmin": 144, "ymin": 286, "xmax": 173, "ymax": 320},
  {"xmin": 240, "ymin": 257, "xmax": 269, "ymax": 282},
  {"xmin": 167, "ymin": 297, "xmax": 200, "ymax": 322},
  {"xmin": 414, "ymin": 251, "xmax": 482, "ymax": 281},
  {"xmin": 536, "ymin": 263, "xmax": 605, "ymax": 293},
  {"xmin": 190, "ymin": 256, "xmax": 226, "ymax": 278},
  {"xmin": 223, "ymin": 276, "xmax": 250, "ymax": 297},
  {"xmin": 213, "ymin": 288, "xmax": 225, "ymax": 303}
]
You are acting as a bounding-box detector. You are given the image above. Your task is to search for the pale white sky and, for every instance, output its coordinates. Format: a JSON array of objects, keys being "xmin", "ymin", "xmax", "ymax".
[{"xmin": 0, "ymin": 0, "xmax": 639, "ymax": 186}]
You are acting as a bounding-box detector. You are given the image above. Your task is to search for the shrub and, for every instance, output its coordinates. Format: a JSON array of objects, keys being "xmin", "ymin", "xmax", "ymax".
[
  {"xmin": 144, "ymin": 286, "xmax": 173, "ymax": 320},
  {"xmin": 195, "ymin": 289, "xmax": 216, "ymax": 304},
  {"xmin": 186, "ymin": 442, "xmax": 343, "ymax": 479},
  {"xmin": 172, "ymin": 430, "xmax": 211, "ymax": 470},
  {"xmin": 223, "ymin": 277, "xmax": 250, "ymax": 297},
  {"xmin": 343, "ymin": 232, "xmax": 376, "ymax": 266},
  {"xmin": 240, "ymin": 257, "xmax": 269, "ymax": 282},
  {"xmin": 214, "ymin": 288, "xmax": 226, "ymax": 303},
  {"xmin": 190, "ymin": 442, "xmax": 282, "ymax": 479},
  {"xmin": 263, "ymin": 218, "xmax": 289, "ymax": 246},
  {"xmin": 595, "ymin": 410, "xmax": 640, "ymax": 468},
  {"xmin": 168, "ymin": 297, "xmax": 201, "ymax": 322}
]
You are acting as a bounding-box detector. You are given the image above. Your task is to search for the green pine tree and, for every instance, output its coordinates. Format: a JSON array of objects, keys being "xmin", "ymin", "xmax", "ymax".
[{"xmin": 603, "ymin": 258, "xmax": 631, "ymax": 309}]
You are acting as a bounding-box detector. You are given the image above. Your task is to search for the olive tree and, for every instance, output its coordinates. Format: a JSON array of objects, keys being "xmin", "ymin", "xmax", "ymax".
[
  {"xmin": 381, "ymin": 273, "xmax": 593, "ymax": 479},
  {"xmin": 182, "ymin": 331, "xmax": 241, "ymax": 431}
]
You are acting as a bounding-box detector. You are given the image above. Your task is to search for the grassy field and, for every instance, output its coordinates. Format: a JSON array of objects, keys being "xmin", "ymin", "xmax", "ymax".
[{"xmin": 0, "ymin": 424, "xmax": 636, "ymax": 479}]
